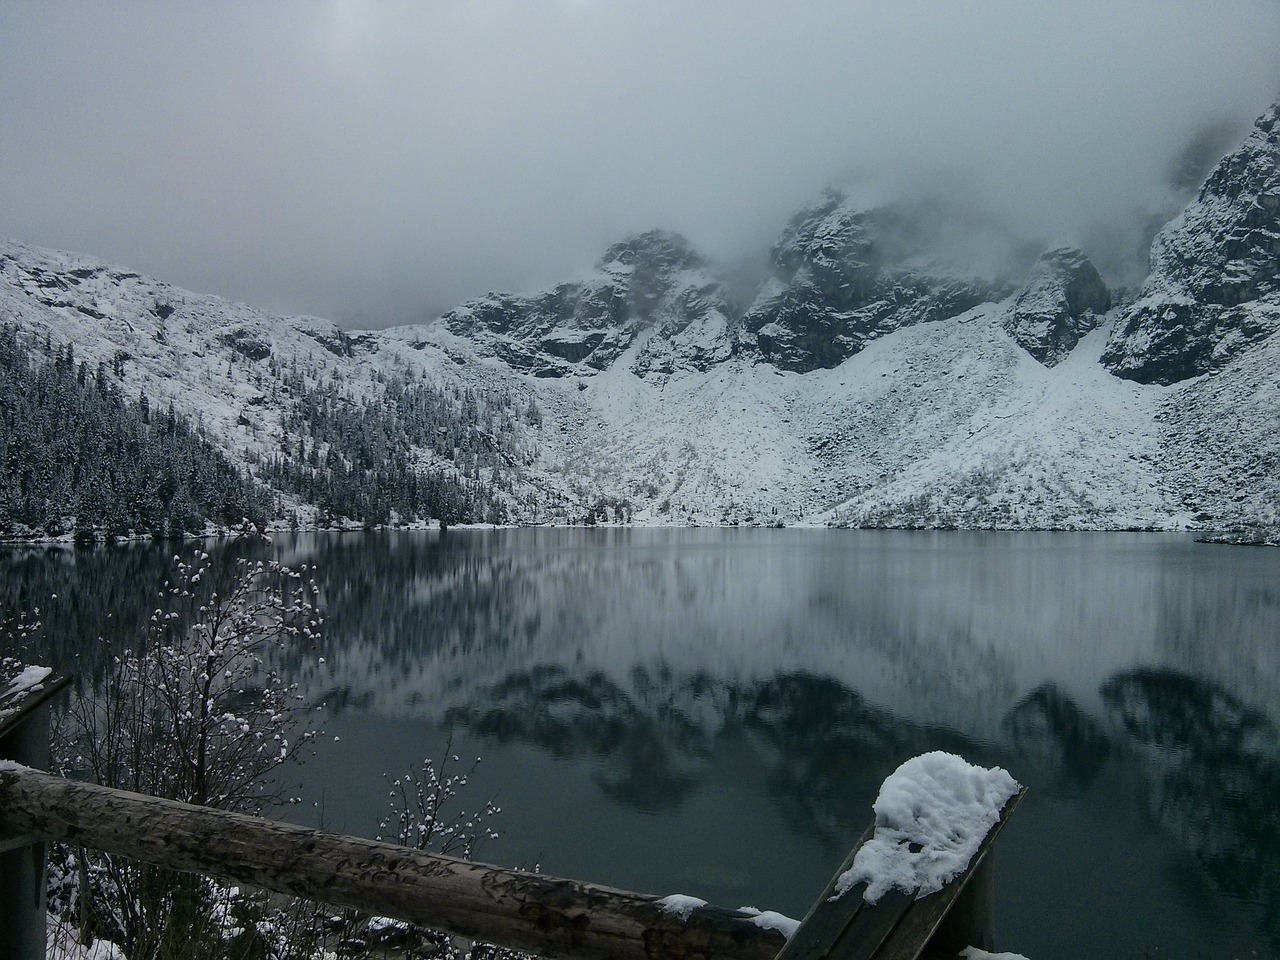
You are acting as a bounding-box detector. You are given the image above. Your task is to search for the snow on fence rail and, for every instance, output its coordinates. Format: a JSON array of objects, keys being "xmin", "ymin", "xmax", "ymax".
[
  {"xmin": 0, "ymin": 763, "xmax": 787, "ymax": 960},
  {"xmin": 0, "ymin": 674, "xmax": 1026, "ymax": 960}
]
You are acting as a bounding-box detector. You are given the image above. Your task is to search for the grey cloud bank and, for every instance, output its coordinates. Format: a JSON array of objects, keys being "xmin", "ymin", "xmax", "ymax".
[{"xmin": 1, "ymin": 0, "xmax": 1277, "ymax": 327}]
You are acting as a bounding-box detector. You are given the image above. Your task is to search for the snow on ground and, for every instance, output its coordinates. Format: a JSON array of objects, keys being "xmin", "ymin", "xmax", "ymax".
[
  {"xmin": 531, "ymin": 355, "xmax": 816, "ymax": 524},
  {"xmin": 806, "ymin": 311, "xmax": 1177, "ymax": 529},
  {"xmin": 833, "ymin": 752, "xmax": 1020, "ymax": 904},
  {"xmin": 45, "ymin": 917, "xmax": 127, "ymax": 960},
  {"xmin": 1157, "ymin": 320, "xmax": 1280, "ymax": 530},
  {"xmin": 3, "ymin": 236, "xmax": 1270, "ymax": 532}
]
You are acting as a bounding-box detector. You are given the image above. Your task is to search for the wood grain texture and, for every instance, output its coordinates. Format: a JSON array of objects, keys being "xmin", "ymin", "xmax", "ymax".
[
  {"xmin": 777, "ymin": 786, "xmax": 1026, "ymax": 960},
  {"xmin": 0, "ymin": 765, "xmax": 786, "ymax": 960},
  {"xmin": 772, "ymin": 823, "xmax": 874, "ymax": 960}
]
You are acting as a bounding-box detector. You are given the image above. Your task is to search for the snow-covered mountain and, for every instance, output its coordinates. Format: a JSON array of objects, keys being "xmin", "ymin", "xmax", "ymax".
[
  {"xmin": 1103, "ymin": 101, "xmax": 1280, "ymax": 384},
  {"xmin": 2, "ymin": 99, "xmax": 1277, "ymax": 536},
  {"xmin": 437, "ymin": 230, "xmax": 737, "ymax": 379},
  {"xmin": 739, "ymin": 193, "xmax": 1014, "ymax": 373}
]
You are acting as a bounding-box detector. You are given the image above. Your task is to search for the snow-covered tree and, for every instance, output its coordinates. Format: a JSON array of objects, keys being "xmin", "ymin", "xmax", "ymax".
[{"xmin": 56, "ymin": 532, "xmax": 324, "ymax": 957}]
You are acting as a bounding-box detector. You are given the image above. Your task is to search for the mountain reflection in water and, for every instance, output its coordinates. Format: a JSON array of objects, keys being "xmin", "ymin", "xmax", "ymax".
[{"xmin": 5, "ymin": 529, "xmax": 1278, "ymax": 959}]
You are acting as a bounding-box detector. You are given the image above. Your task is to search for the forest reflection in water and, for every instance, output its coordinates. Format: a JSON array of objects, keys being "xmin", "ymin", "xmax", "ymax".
[{"xmin": 5, "ymin": 529, "xmax": 1279, "ymax": 959}]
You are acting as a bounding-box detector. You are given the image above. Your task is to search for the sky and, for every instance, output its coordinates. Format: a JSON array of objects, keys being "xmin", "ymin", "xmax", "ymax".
[{"xmin": 2, "ymin": 1, "xmax": 1278, "ymax": 328}]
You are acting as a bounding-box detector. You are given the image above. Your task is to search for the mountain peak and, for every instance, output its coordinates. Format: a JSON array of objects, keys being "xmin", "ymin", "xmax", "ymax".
[
  {"xmin": 743, "ymin": 191, "xmax": 1007, "ymax": 372},
  {"xmin": 1002, "ymin": 246, "xmax": 1110, "ymax": 366},
  {"xmin": 598, "ymin": 230, "xmax": 704, "ymax": 273},
  {"xmin": 1102, "ymin": 97, "xmax": 1280, "ymax": 383}
]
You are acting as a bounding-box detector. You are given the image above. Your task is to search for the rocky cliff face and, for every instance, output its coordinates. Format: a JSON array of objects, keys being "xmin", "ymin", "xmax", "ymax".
[
  {"xmin": 1002, "ymin": 247, "xmax": 1110, "ymax": 366},
  {"xmin": 442, "ymin": 195, "xmax": 1020, "ymax": 379},
  {"xmin": 438, "ymin": 230, "xmax": 734, "ymax": 378},
  {"xmin": 740, "ymin": 194, "xmax": 1008, "ymax": 373},
  {"xmin": 1102, "ymin": 101, "xmax": 1280, "ymax": 384}
]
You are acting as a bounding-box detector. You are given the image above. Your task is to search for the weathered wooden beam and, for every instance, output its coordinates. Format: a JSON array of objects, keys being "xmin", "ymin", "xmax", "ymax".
[
  {"xmin": 0, "ymin": 676, "xmax": 69, "ymax": 960},
  {"xmin": 0, "ymin": 764, "xmax": 787, "ymax": 960},
  {"xmin": 878, "ymin": 788, "xmax": 1024, "ymax": 960},
  {"xmin": 773, "ymin": 785, "xmax": 1025, "ymax": 960}
]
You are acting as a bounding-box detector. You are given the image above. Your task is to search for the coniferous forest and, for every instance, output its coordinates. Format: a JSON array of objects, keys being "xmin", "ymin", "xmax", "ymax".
[
  {"xmin": 0, "ymin": 324, "xmax": 268, "ymax": 540},
  {"xmin": 253, "ymin": 366, "xmax": 532, "ymax": 528},
  {"xmin": 0, "ymin": 323, "xmax": 542, "ymax": 540}
]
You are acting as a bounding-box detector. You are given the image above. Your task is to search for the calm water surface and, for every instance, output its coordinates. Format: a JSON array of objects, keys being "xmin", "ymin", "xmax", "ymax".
[{"xmin": 6, "ymin": 530, "xmax": 1279, "ymax": 959}]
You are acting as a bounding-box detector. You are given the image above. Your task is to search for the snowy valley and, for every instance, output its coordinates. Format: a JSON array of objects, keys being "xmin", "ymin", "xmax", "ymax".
[{"xmin": 1, "ymin": 101, "xmax": 1277, "ymax": 539}]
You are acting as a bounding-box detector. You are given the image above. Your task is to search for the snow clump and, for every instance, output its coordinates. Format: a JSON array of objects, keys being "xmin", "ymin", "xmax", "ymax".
[
  {"xmin": 737, "ymin": 906, "xmax": 801, "ymax": 939},
  {"xmin": 833, "ymin": 752, "xmax": 1020, "ymax": 904},
  {"xmin": 5, "ymin": 664, "xmax": 51, "ymax": 696},
  {"xmin": 656, "ymin": 894, "xmax": 708, "ymax": 921}
]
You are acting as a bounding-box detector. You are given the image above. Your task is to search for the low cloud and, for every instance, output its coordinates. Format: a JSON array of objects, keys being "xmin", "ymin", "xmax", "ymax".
[{"xmin": 1, "ymin": 0, "xmax": 1277, "ymax": 326}]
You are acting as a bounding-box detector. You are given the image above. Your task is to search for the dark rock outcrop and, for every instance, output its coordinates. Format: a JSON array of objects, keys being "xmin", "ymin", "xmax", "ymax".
[
  {"xmin": 1102, "ymin": 101, "xmax": 1280, "ymax": 383},
  {"xmin": 741, "ymin": 193, "xmax": 1006, "ymax": 373},
  {"xmin": 1002, "ymin": 247, "xmax": 1110, "ymax": 365},
  {"xmin": 438, "ymin": 230, "xmax": 731, "ymax": 377}
]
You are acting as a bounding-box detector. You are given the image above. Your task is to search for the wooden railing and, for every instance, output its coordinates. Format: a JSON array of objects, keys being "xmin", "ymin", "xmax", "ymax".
[
  {"xmin": 0, "ymin": 673, "xmax": 1024, "ymax": 960},
  {"xmin": 0, "ymin": 671, "xmax": 73, "ymax": 960},
  {"xmin": 0, "ymin": 764, "xmax": 787, "ymax": 960}
]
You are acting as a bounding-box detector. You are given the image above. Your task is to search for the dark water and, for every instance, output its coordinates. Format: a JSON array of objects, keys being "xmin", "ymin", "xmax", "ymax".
[{"xmin": 6, "ymin": 529, "xmax": 1279, "ymax": 959}]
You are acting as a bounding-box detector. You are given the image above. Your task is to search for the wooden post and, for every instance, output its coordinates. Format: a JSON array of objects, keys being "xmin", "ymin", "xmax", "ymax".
[
  {"xmin": 0, "ymin": 765, "xmax": 787, "ymax": 960},
  {"xmin": 0, "ymin": 675, "xmax": 70, "ymax": 960},
  {"xmin": 921, "ymin": 845, "xmax": 997, "ymax": 957},
  {"xmin": 774, "ymin": 786, "xmax": 1024, "ymax": 960}
]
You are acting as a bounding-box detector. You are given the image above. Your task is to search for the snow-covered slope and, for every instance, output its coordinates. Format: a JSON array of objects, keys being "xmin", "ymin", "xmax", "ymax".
[
  {"xmin": 500, "ymin": 302, "xmax": 1178, "ymax": 530},
  {"xmin": 435, "ymin": 230, "xmax": 736, "ymax": 379},
  {"xmin": 0, "ymin": 232, "xmax": 1266, "ymax": 531},
  {"xmin": 0, "ymin": 239, "xmax": 369, "ymax": 471},
  {"xmin": 3, "ymin": 99, "xmax": 1278, "ymax": 534},
  {"xmin": 0, "ymin": 240, "xmax": 560, "ymax": 527}
]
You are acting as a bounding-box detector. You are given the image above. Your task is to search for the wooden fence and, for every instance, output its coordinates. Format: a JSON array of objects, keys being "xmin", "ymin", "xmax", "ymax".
[
  {"xmin": 0, "ymin": 672, "xmax": 72, "ymax": 960},
  {"xmin": 0, "ymin": 674, "xmax": 1023, "ymax": 960}
]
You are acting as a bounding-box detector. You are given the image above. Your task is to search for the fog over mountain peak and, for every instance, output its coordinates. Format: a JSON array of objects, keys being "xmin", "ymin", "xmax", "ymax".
[{"xmin": 0, "ymin": 1, "xmax": 1277, "ymax": 327}]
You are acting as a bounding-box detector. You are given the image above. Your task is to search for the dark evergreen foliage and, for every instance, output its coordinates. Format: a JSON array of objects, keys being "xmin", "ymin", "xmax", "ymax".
[
  {"xmin": 254, "ymin": 367, "xmax": 536, "ymax": 527},
  {"xmin": 0, "ymin": 324, "xmax": 268, "ymax": 539},
  {"xmin": 1, "ymin": 321, "xmax": 545, "ymax": 536}
]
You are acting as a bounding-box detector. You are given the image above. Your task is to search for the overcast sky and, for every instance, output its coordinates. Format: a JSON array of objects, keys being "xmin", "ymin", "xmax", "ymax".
[{"xmin": 2, "ymin": 1, "xmax": 1278, "ymax": 327}]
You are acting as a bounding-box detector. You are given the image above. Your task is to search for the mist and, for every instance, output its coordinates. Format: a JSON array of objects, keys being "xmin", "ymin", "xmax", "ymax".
[{"xmin": 1, "ymin": 1, "xmax": 1277, "ymax": 328}]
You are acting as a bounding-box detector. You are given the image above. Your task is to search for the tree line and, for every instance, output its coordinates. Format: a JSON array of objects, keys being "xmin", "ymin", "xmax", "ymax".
[
  {"xmin": 253, "ymin": 365, "xmax": 540, "ymax": 527},
  {"xmin": 0, "ymin": 324, "xmax": 548, "ymax": 539},
  {"xmin": 0, "ymin": 324, "xmax": 267, "ymax": 540}
]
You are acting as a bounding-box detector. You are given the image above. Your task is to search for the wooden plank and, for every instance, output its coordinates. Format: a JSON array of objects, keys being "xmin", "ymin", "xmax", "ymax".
[
  {"xmin": 0, "ymin": 764, "xmax": 786, "ymax": 960},
  {"xmin": 857, "ymin": 787, "xmax": 1025, "ymax": 960},
  {"xmin": 825, "ymin": 886, "xmax": 915, "ymax": 960},
  {"xmin": 779, "ymin": 786, "xmax": 1026, "ymax": 960},
  {"xmin": 771, "ymin": 823, "xmax": 874, "ymax": 960},
  {"xmin": 886, "ymin": 788, "xmax": 1025, "ymax": 960}
]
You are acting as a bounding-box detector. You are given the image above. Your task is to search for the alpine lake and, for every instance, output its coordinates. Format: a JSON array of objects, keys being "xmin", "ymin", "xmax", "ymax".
[{"xmin": 7, "ymin": 529, "xmax": 1279, "ymax": 960}]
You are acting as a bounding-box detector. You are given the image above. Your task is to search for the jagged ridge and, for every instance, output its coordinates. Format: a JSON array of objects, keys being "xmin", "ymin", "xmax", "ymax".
[
  {"xmin": 1103, "ymin": 101, "xmax": 1280, "ymax": 384},
  {"xmin": 2, "ymin": 98, "xmax": 1278, "ymax": 534}
]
